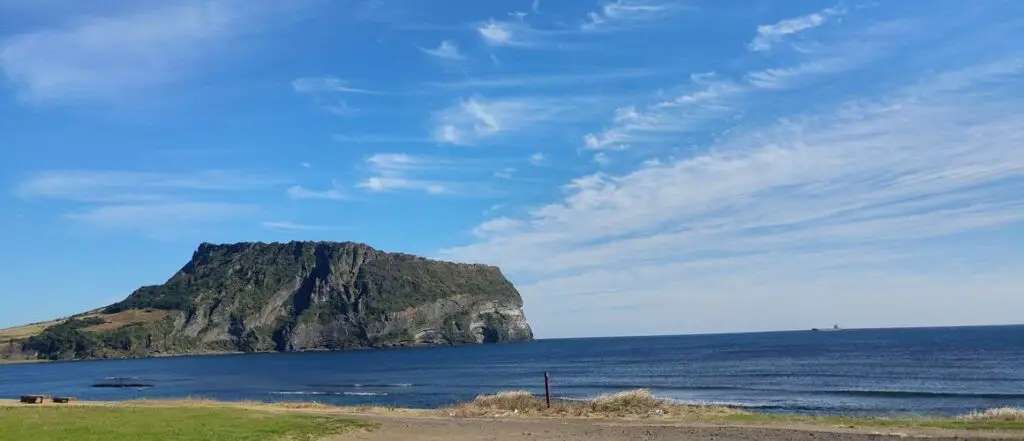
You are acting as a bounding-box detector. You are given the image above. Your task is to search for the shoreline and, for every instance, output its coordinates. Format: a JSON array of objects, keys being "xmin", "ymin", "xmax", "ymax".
[
  {"xmin": 0, "ymin": 340, "xmax": 540, "ymax": 365},
  {"xmin": 0, "ymin": 384, "xmax": 1018, "ymax": 421},
  {"xmin": 2, "ymin": 396, "xmax": 1023, "ymax": 438},
  {"xmin": 0, "ymin": 359, "xmax": 46, "ymax": 365}
]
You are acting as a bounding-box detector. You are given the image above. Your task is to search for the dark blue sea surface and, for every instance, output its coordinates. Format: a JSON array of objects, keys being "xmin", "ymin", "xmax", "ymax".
[{"xmin": 2, "ymin": 326, "xmax": 1022, "ymax": 416}]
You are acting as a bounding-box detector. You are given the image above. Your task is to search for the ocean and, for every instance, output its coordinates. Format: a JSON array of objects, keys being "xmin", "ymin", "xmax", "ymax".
[{"xmin": 1, "ymin": 325, "xmax": 1022, "ymax": 416}]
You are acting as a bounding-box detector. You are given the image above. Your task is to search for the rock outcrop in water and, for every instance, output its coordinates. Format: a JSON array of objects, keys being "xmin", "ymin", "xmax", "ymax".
[{"xmin": 7, "ymin": 241, "xmax": 533, "ymax": 360}]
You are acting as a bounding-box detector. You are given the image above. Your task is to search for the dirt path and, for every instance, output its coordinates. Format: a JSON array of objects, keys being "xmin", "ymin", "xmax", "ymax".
[{"xmin": 331, "ymin": 414, "xmax": 1024, "ymax": 441}]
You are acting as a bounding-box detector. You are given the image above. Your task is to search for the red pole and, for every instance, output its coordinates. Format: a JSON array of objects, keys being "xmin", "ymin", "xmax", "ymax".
[{"xmin": 544, "ymin": 372, "xmax": 551, "ymax": 408}]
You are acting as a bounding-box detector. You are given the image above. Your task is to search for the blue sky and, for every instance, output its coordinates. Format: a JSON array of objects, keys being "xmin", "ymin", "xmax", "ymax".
[{"xmin": 1, "ymin": 0, "xmax": 1022, "ymax": 338}]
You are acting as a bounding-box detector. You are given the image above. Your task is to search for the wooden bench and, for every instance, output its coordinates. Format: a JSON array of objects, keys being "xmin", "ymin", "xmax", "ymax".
[
  {"xmin": 52, "ymin": 397, "xmax": 77, "ymax": 404},
  {"xmin": 20, "ymin": 395, "xmax": 49, "ymax": 404}
]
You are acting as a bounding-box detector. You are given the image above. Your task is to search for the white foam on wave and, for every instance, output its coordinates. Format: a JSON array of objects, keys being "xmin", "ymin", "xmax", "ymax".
[
  {"xmin": 351, "ymin": 383, "xmax": 413, "ymax": 388},
  {"xmin": 271, "ymin": 391, "xmax": 389, "ymax": 397},
  {"xmin": 271, "ymin": 391, "xmax": 329, "ymax": 396}
]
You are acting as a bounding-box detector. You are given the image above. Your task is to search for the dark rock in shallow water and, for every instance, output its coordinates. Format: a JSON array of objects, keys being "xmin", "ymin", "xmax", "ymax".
[
  {"xmin": 91, "ymin": 382, "xmax": 154, "ymax": 388},
  {"xmin": 91, "ymin": 377, "xmax": 153, "ymax": 388}
]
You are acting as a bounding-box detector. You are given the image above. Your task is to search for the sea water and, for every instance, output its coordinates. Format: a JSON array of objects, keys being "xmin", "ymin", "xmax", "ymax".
[{"xmin": 1, "ymin": 325, "xmax": 1022, "ymax": 416}]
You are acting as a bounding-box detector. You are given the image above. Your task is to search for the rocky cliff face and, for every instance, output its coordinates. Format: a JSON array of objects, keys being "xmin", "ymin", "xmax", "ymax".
[{"xmin": 16, "ymin": 241, "xmax": 533, "ymax": 360}]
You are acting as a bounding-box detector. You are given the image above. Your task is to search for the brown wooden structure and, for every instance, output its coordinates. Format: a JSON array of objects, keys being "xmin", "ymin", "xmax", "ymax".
[{"xmin": 19, "ymin": 395, "xmax": 49, "ymax": 404}]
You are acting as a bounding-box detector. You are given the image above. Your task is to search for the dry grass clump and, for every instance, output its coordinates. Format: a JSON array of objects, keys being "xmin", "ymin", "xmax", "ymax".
[
  {"xmin": 458, "ymin": 391, "xmax": 542, "ymax": 414},
  {"xmin": 447, "ymin": 389, "xmax": 745, "ymax": 419},
  {"xmin": 79, "ymin": 309, "xmax": 171, "ymax": 332},
  {"xmin": 956, "ymin": 407, "xmax": 1024, "ymax": 422},
  {"xmin": 0, "ymin": 321, "xmax": 58, "ymax": 340}
]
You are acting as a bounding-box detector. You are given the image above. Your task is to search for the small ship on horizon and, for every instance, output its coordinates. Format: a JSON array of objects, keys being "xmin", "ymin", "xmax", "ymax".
[{"xmin": 811, "ymin": 324, "xmax": 842, "ymax": 332}]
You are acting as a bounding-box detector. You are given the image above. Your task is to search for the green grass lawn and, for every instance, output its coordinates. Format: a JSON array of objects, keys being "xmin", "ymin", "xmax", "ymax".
[{"xmin": 0, "ymin": 406, "xmax": 374, "ymax": 441}]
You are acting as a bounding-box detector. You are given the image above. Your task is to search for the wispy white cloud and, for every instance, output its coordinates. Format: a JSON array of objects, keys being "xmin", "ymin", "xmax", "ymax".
[
  {"xmin": 584, "ymin": 75, "xmax": 744, "ymax": 150},
  {"xmin": 419, "ymin": 40, "xmax": 465, "ymax": 60},
  {"xmin": 592, "ymin": 152, "xmax": 611, "ymax": 166},
  {"xmin": 748, "ymin": 6, "xmax": 844, "ymax": 52},
  {"xmin": 443, "ymin": 59, "xmax": 1024, "ymax": 335},
  {"xmin": 477, "ymin": 18, "xmax": 537, "ymax": 47},
  {"xmin": 532, "ymin": 0, "xmax": 541, "ymax": 13},
  {"xmin": 429, "ymin": 68, "xmax": 667, "ymax": 89},
  {"xmin": 292, "ymin": 76, "xmax": 375, "ymax": 116},
  {"xmin": 0, "ymin": 0, "xmax": 297, "ymax": 104},
  {"xmin": 529, "ymin": 152, "xmax": 546, "ymax": 166},
  {"xmin": 322, "ymin": 99, "xmax": 359, "ymax": 116},
  {"xmin": 478, "ymin": 19, "xmax": 514, "ymax": 45},
  {"xmin": 358, "ymin": 153, "xmax": 451, "ymax": 194},
  {"xmin": 291, "ymin": 76, "xmax": 378, "ymax": 94},
  {"xmin": 434, "ymin": 97, "xmax": 501, "ymax": 145},
  {"xmin": 745, "ymin": 56, "xmax": 859, "ymax": 89},
  {"xmin": 15, "ymin": 170, "xmax": 276, "ymax": 203},
  {"xmin": 300, "ymin": 162, "xmax": 312, "ymax": 169},
  {"xmin": 471, "ymin": 217, "xmax": 524, "ymax": 238},
  {"xmin": 494, "ymin": 167, "xmax": 516, "ymax": 179},
  {"xmin": 744, "ymin": 20, "xmax": 911, "ymax": 90},
  {"xmin": 14, "ymin": 169, "xmax": 273, "ymax": 232},
  {"xmin": 355, "ymin": 153, "xmax": 504, "ymax": 196},
  {"xmin": 359, "ymin": 177, "xmax": 447, "ymax": 194},
  {"xmin": 582, "ymin": 0, "xmax": 679, "ymax": 32},
  {"xmin": 261, "ymin": 220, "xmax": 334, "ymax": 231},
  {"xmin": 364, "ymin": 152, "xmax": 427, "ymax": 170},
  {"xmin": 287, "ymin": 183, "xmax": 348, "ymax": 201},
  {"xmin": 583, "ymin": 17, "xmax": 904, "ymax": 151},
  {"xmin": 66, "ymin": 202, "xmax": 257, "ymax": 230},
  {"xmin": 434, "ymin": 95, "xmax": 600, "ymax": 146}
]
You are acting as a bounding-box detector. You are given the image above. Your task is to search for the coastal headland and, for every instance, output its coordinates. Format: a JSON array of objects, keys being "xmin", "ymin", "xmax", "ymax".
[{"xmin": 1, "ymin": 241, "xmax": 533, "ymax": 362}]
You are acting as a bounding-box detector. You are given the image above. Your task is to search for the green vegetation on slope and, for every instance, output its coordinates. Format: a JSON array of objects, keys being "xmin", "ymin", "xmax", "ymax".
[
  {"xmin": 0, "ymin": 406, "xmax": 372, "ymax": 441},
  {"xmin": 106, "ymin": 241, "xmax": 522, "ymax": 316},
  {"xmin": 105, "ymin": 284, "xmax": 190, "ymax": 312},
  {"xmin": 104, "ymin": 242, "xmax": 314, "ymax": 314},
  {"xmin": 22, "ymin": 316, "xmax": 178, "ymax": 361},
  {"xmin": 357, "ymin": 253, "xmax": 521, "ymax": 313},
  {"xmin": 22, "ymin": 318, "xmax": 105, "ymax": 360}
]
